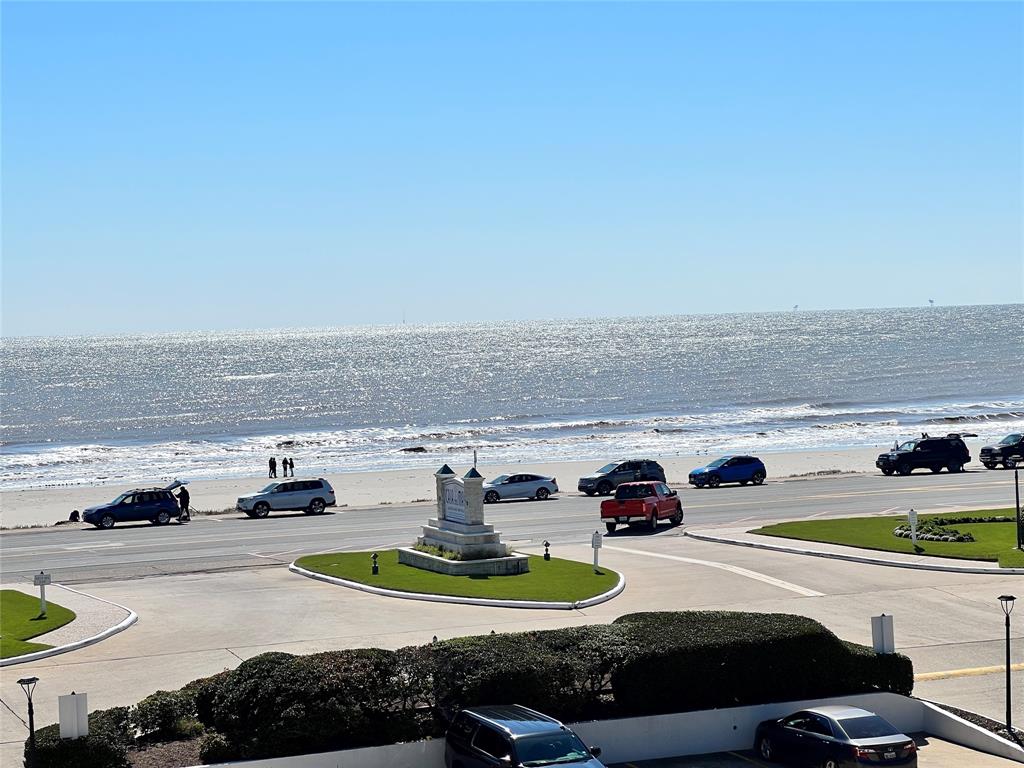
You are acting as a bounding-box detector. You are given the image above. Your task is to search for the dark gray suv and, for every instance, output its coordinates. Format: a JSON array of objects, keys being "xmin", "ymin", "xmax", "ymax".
[
  {"xmin": 444, "ymin": 705, "xmax": 605, "ymax": 768},
  {"xmin": 577, "ymin": 459, "xmax": 666, "ymax": 496}
]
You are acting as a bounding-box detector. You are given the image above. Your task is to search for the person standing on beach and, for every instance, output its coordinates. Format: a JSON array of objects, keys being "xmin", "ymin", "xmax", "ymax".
[
  {"xmin": 269, "ymin": 457, "xmax": 277, "ymax": 478},
  {"xmin": 282, "ymin": 457, "xmax": 289, "ymax": 477},
  {"xmin": 288, "ymin": 457, "xmax": 295, "ymax": 477},
  {"xmin": 176, "ymin": 486, "xmax": 191, "ymax": 522}
]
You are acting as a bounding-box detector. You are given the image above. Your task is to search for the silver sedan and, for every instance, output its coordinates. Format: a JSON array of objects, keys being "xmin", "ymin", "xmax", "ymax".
[{"xmin": 483, "ymin": 473, "xmax": 559, "ymax": 503}]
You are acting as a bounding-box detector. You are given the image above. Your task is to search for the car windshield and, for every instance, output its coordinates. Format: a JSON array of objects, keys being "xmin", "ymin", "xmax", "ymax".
[
  {"xmin": 1000, "ymin": 434, "xmax": 1022, "ymax": 445},
  {"xmin": 838, "ymin": 715, "xmax": 900, "ymax": 739},
  {"xmin": 615, "ymin": 484, "xmax": 654, "ymax": 500},
  {"xmin": 491, "ymin": 474, "xmax": 510, "ymax": 483},
  {"xmin": 596, "ymin": 463, "xmax": 619, "ymax": 474},
  {"xmin": 707, "ymin": 458, "xmax": 728, "ymax": 468},
  {"xmin": 259, "ymin": 483, "xmax": 279, "ymax": 493},
  {"xmin": 111, "ymin": 492, "xmax": 132, "ymax": 505},
  {"xmin": 517, "ymin": 732, "xmax": 592, "ymax": 766},
  {"xmin": 898, "ymin": 441, "xmax": 917, "ymax": 451}
]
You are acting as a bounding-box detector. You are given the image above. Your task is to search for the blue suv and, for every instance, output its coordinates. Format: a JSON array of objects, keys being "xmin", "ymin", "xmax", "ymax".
[
  {"xmin": 688, "ymin": 455, "xmax": 766, "ymax": 488},
  {"xmin": 83, "ymin": 487, "xmax": 181, "ymax": 528}
]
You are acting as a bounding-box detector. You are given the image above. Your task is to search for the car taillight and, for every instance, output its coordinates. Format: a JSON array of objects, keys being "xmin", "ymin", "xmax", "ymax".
[
  {"xmin": 906, "ymin": 741, "xmax": 917, "ymax": 752},
  {"xmin": 853, "ymin": 746, "xmax": 876, "ymax": 759}
]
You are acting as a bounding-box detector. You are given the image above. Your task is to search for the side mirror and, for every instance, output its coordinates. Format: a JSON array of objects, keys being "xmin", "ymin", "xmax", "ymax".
[
  {"xmin": 668, "ymin": 490, "xmax": 677, "ymax": 497},
  {"xmin": 590, "ymin": 746, "xmax": 602, "ymax": 758}
]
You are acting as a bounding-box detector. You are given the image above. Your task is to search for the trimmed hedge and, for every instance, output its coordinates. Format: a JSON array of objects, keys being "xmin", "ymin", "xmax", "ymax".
[
  {"xmin": 29, "ymin": 706, "xmax": 132, "ymax": 768},
  {"xmin": 26, "ymin": 612, "xmax": 914, "ymax": 765}
]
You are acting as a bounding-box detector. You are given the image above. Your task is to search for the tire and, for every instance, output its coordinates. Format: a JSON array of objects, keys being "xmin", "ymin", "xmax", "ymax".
[
  {"xmin": 648, "ymin": 509, "xmax": 658, "ymax": 531},
  {"xmin": 822, "ymin": 759, "xmax": 839, "ymax": 768},
  {"xmin": 597, "ymin": 481, "xmax": 612, "ymax": 496},
  {"xmin": 100, "ymin": 514, "xmax": 115, "ymax": 529},
  {"xmin": 752, "ymin": 470, "xmax": 766, "ymax": 485},
  {"xmin": 253, "ymin": 502, "xmax": 271, "ymax": 519},
  {"xmin": 670, "ymin": 505, "xmax": 683, "ymax": 526},
  {"xmin": 244, "ymin": 510, "xmax": 258, "ymax": 518},
  {"xmin": 739, "ymin": 480, "xmax": 748, "ymax": 486},
  {"xmin": 707, "ymin": 474, "xmax": 721, "ymax": 488},
  {"xmin": 930, "ymin": 464, "xmax": 943, "ymax": 473},
  {"xmin": 484, "ymin": 490, "xmax": 499, "ymax": 503},
  {"xmin": 307, "ymin": 498, "xmax": 326, "ymax": 515},
  {"xmin": 535, "ymin": 487, "xmax": 550, "ymax": 500},
  {"xmin": 1006, "ymin": 457, "xmax": 1018, "ymax": 470},
  {"xmin": 605, "ymin": 522, "xmax": 616, "ymax": 534},
  {"xmin": 947, "ymin": 463, "xmax": 962, "ymax": 474},
  {"xmin": 758, "ymin": 736, "xmax": 774, "ymax": 762},
  {"xmin": 897, "ymin": 463, "xmax": 912, "ymax": 476},
  {"xmin": 984, "ymin": 462, "xmax": 997, "ymax": 470},
  {"xmin": 881, "ymin": 468, "xmax": 894, "ymax": 476},
  {"xmin": 155, "ymin": 510, "xmax": 172, "ymax": 525}
]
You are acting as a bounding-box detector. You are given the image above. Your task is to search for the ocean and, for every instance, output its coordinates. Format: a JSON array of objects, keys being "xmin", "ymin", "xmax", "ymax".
[{"xmin": 1, "ymin": 305, "xmax": 1021, "ymax": 490}]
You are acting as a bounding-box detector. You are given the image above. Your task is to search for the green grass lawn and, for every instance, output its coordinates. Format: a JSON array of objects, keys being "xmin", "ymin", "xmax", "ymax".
[
  {"xmin": 295, "ymin": 550, "xmax": 620, "ymax": 602},
  {"xmin": 0, "ymin": 589, "xmax": 77, "ymax": 659},
  {"xmin": 752, "ymin": 508, "xmax": 1024, "ymax": 568}
]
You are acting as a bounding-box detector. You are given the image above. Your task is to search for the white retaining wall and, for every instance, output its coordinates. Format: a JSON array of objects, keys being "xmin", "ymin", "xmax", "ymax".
[{"xmin": 192, "ymin": 692, "xmax": 1024, "ymax": 767}]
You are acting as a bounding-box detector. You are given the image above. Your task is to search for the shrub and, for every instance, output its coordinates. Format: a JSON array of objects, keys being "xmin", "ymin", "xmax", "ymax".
[
  {"xmin": 29, "ymin": 706, "xmax": 132, "ymax": 768},
  {"xmin": 184, "ymin": 670, "xmax": 232, "ymax": 727},
  {"xmin": 609, "ymin": 612, "xmax": 912, "ymax": 715},
  {"xmin": 133, "ymin": 689, "xmax": 198, "ymax": 740},
  {"xmin": 198, "ymin": 730, "xmax": 237, "ymax": 763}
]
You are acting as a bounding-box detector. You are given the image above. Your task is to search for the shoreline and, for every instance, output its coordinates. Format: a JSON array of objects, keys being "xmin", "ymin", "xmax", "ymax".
[{"xmin": 0, "ymin": 442, "xmax": 988, "ymax": 530}]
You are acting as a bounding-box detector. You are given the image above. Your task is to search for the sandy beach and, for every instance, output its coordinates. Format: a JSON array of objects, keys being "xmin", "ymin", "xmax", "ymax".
[{"xmin": 1, "ymin": 440, "xmax": 994, "ymax": 530}]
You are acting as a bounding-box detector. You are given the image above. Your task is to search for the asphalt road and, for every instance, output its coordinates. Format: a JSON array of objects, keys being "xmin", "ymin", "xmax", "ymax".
[{"xmin": 1, "ymin": 469, "xmax": 1018, "ymax": 583}]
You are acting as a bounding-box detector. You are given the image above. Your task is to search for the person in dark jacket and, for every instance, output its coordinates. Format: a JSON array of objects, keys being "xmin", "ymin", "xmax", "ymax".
[
  {"xmin": 176, "ymin": 486, "xmax": 191, "ymax": 522},
  {"xmin": 269, "ymin": 457, "xmax": 277, "ymax": 478}
]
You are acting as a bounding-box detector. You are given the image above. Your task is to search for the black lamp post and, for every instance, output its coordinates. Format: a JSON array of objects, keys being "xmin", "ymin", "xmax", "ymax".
[
  {"xmin": 1015, "ymin": 468, "xmax": 1022, "ymax": 551},
  {"xmin": 999, "ymin": 595, "xmax": 1016, "ymax": 734},
  {"xmin": 17, "ymin": 676, "xmax": 39, "ymax": 768}
]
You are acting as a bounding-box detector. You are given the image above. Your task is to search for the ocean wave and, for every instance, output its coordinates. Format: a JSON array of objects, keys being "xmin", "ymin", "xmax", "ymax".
[{"xmin": 923, "ymin": 412, "xmax": 1024, "ymax": 424}]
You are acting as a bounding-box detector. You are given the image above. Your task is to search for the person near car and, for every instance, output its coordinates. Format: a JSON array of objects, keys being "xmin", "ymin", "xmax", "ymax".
[
  {"xmin": 176, "ymin": 486, "xmax": 191, "ymax": 522},
  {"xmin": 269, "ymin": 456, "xmax": 277, "ymax": 478},
  {"xmin": 287, "ymin": 457, "xmax": 295, "ymax": 477},
  {"xmin": 282, "ymin": 457, "xmax": 290, "ymax": 477}
]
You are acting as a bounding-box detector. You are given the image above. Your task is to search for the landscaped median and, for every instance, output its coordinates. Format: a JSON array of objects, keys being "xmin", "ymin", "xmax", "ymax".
[
  {"xmin": 293, "ymin": 549, "xmax": 622, "ymax": 607},
  {"xmin": 751, "ymin": 508, "xmax": 1024, "ymax": 568},
  {"xmin": 24, "ymin": 611, "xmax": 914, "ymax": 767},
  {"xmin": 0, "ymin": 589, "xmax": 76, "ymax": 659}
]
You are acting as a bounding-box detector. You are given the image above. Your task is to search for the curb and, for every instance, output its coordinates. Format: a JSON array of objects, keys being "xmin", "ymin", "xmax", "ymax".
[
  {"xmin": 686, "ymin": 531, "xmax": 1024, "ymax": 575},
  {"xmin": 0, "ymin": 584, "xmax": 138, "ymax": 667},
  {"xmin": 288, "ymin": 561, "xmax": 626, "ymax": 610}
]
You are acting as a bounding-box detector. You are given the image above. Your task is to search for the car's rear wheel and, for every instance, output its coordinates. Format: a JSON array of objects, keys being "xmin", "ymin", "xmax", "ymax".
[
  {"xmin": 484, "ymin": 490, "xmax": 499, "ymax": 503},
  {"xmin": 307, "ymin": 498, "xmax": 325, "ymax": 515},
  {"xmin": 253, "ymin": 502, "xmax": 271, "ymax": 519},
  {"xmin": 100, "ymin": 514, "xmax": 115, "ymax": 529},
  {"xmin": 930, "ymin": 464, "xmax": 943, "ymax": 473},
  {"xmin": 758, "ymin": 736, "xmax": 774, "ymax": 762},
  {"xmin": 752, "ymin": 470, "xmax": 766, "ymax": 485},
  {"xmin": 535, "ymin": 487, "xmax": 550, "ymax": 500},
  {"xmin": 648, "ymin": 510, "xmax": 658, "ymax": 531},
  {"xmin": 605, "ymin": 522, "xmax": 616, "ymax": 534},
  {"xmin": 897, "ymin": 463, "xmax": 912, "ymax": 476},
  {"xmin": 155, "ymin": 510, "xmax": 171, "ymax": 525},
  {"xmin": 597, "ymin": 481, "xmax": 612, "ymax": 496},
  {"xmin": 1006, "ymin": 457, "xmax": 1019, "ymax": 469},
  {"xmin": 707, "ymin": 474, "xmax": 721, "ymax": 488},
  {"xmin": 670, "ymin": 506, "xmax": 683, "ymax": 526},
  {"xmin": 947, "ymin": 462, "xmax": 963, "ymax": 473}
]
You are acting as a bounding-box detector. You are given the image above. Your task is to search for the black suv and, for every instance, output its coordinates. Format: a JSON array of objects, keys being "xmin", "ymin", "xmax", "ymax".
[
  {"xmin": 980, "ymin": 433, "xmax": 1023, "ymax": 470},
  {"xmin": 875, "ymin": 433, "xmax": 972, "ymax": 476},
  {"xmin": 577, "ymin": 459, "xmax": 666, "ymax": 496},
  {"xmin": 444, "ymin": 704, "xmax": 605, "ymax": 768}
]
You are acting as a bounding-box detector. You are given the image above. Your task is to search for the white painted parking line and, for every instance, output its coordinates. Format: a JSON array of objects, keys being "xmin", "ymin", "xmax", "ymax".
[{"xmin": 603, "ymin": 546, "xmax": 824, "ymax": 597}]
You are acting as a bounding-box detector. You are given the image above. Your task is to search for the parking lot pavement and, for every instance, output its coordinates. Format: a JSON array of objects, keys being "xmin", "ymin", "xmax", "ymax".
[{"xmin": 609, "ymin": 735, "xmax": 1020, "ymax": 767}]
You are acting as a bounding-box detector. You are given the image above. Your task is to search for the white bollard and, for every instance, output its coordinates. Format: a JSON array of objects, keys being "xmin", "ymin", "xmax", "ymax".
[{"xmin": 871, "ymin": 614, "xmax": 895, "ymax": 654}]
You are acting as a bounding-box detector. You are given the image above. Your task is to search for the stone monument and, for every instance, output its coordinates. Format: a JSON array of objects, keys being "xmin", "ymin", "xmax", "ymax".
[{"xmin": 397, "ymin": 465, "xmax": 530, "ymax": 576}]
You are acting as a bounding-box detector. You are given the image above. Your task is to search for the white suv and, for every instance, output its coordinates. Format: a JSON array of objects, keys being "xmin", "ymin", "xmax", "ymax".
[{"xmin": 237, "ymin": 478, "xmax": 336, "ymax": 518}]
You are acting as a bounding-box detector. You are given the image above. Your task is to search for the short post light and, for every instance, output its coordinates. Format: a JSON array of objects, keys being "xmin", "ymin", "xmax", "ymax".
[
  {"xmin": 999, "ymin": 595, "xmax": 1016, "ymax": 734},
  {"xmin": 543, "ymin": 541, "xmax": 550, "ymax": 561},
  {"xmin": 371, "ymin": 552, "xmax": 379, "ymax": 576},
  {"xmin": 18, "ymin": 676, "xmax": 39, "ymax": 767},
  {"xmin": 1014, "ymin": 467, "xmax": 1022, "ymax": 550}
]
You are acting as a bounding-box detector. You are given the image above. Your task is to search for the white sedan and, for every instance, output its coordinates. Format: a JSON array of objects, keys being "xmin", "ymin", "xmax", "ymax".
[{"xmin": 483, "ymin": 473, "xmax": 559, "ymax": 503}]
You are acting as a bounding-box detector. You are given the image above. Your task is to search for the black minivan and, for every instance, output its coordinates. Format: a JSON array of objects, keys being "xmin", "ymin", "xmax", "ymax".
[{"xmin": 445, "ymin": 705, "xmax": 605, "ymax": 768}]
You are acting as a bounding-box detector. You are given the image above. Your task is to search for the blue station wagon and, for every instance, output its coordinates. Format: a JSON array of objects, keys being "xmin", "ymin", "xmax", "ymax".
[{"xmin": 83, "ymin": 486, "xmax": 182, "ymax": 528}]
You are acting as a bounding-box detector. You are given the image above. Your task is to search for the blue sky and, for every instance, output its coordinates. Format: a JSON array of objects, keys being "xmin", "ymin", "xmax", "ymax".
[{"xmin": 2, "ymin": 1, "xmax": 1021, "ymax": 336}]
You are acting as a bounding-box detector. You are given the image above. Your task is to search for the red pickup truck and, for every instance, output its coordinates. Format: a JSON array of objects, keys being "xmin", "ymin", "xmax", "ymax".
[{"xmin": 600, "ymin": 481, "xmax": 683, "ymax": 533}]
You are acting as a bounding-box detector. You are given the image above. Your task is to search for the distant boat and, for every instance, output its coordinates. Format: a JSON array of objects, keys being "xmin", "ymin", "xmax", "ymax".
[{"xmin": 792, "ymin": 304, "xmax": 799, "ymax": 311}]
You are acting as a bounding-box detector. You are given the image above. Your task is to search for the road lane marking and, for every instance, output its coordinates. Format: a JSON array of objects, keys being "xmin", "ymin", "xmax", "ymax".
[
  {"xmin": 728, "ymin": 752, "xmax": 772, "ymax": 767},
  {"xmin": 60, "ymin": 542, "xmax": 124, "ymax": 551},
  {"xmin": 915, "ymin": 662, "xmax": 1024, "ymax": 682},
  {"xmin": 602, "ymin": 546, "xmax": 824, "ymax": 597}
]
